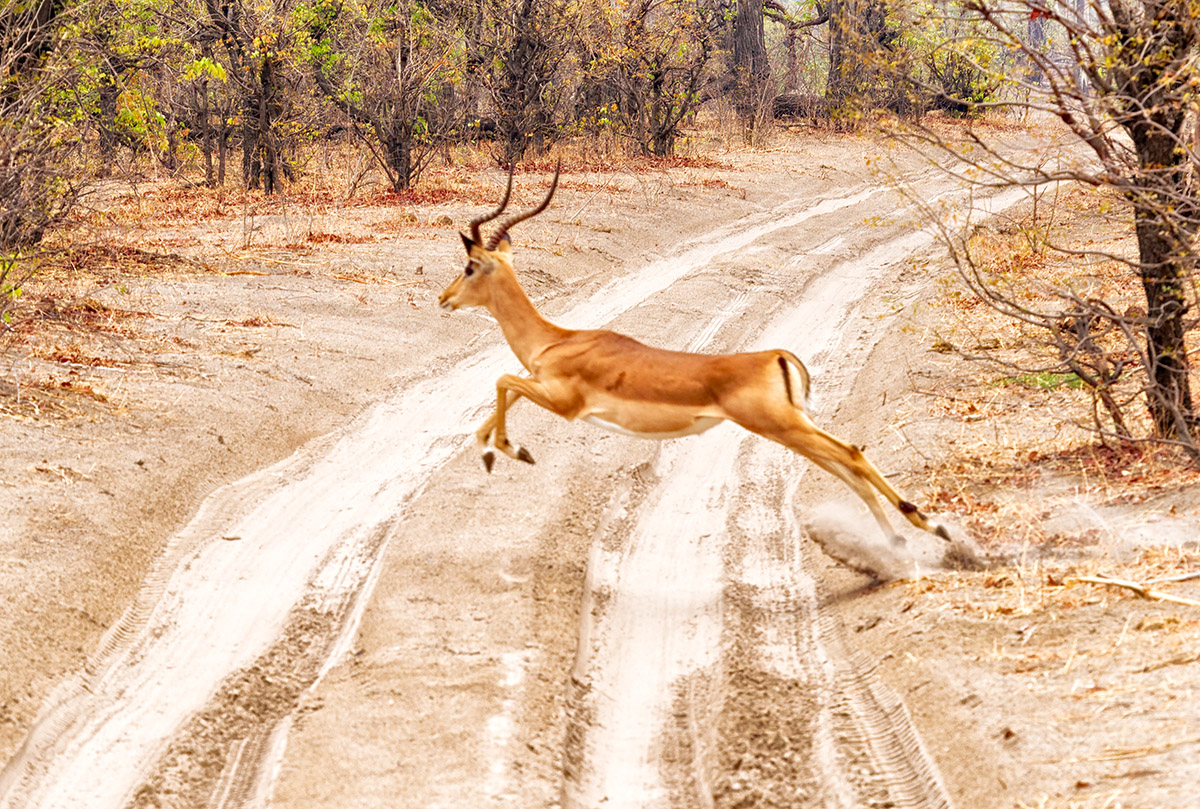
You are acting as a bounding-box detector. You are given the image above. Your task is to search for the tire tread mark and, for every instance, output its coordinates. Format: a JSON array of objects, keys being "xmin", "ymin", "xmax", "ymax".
[{"xmin": 817, "ymin": 614, "xmax": 953, "ymax": 809}]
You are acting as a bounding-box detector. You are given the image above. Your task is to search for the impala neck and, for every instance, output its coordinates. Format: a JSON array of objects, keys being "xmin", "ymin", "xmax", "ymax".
[{"xmin": 486, "ymin": 270, "xmax": 569, "ymax": 370}]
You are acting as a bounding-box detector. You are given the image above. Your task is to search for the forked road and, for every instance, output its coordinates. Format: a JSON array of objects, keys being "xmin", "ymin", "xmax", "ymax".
[{"xmin": 0, "ymin": 167, "xmax": 1025, "ymax": 809}]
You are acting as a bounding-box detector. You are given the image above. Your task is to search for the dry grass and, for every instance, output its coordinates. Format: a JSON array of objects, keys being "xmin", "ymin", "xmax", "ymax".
[
  {"xmin": 912, "ymin": 542, "xmax": 1200, "ymax": 616},
  {"xmin": 913, "ymin": 182, "xmax": 1199, "ymax": 555},
  {"xmin": 1, "ymin": 136, "xmax": 745, "ymax": 421},
  {"xmin": 24, "ymin": 140, "xmax": 739, "ymax": 281},
  {"xmin": 895, "ymin": 183, "xmax": 1200, "ymax": 701},
  {"xmin": 73, "ymin": 142, "xmax": 736, "ymax": 232},
  {"xmin": 920, "ymin": 443, "xmax": 1200, "ymax": 549},
  {"xmin": 945, "ymin": 184, "xmax": 1187, "ymax": 439}
]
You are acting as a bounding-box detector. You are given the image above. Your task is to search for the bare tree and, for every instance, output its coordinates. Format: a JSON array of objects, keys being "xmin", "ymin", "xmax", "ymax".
[
  {"xmin": 1, "ymin": 0, "xmax": 64, "ymax": 82},
  {"xmin": 203, "ymin": 0, "xmax": 292, "ymax": 192},
  {"xmin": 607, "ymin": 0, "xmax": 719, "ymax": 156},
  {"xmin": 300, "ymin": 0, "xmax": 458, "ymax": 191},
  {"xmin": 827, "ymin": 0, "xmax": 919, "ymax": 118},
  {"xmin": 760, "ymin": 0, "xmax": 932, "ymax": 123},
  {"xmin": 77, "ymin": 2, "xmax": 137, "ymax": 173},
  {"xmin": 489, "ymin": 0, "xmax": 569, "ymax": 165},
  {"xmin": 178, "ymin": 38, "xmax": 239, "ymax": 187},
  {"xmin": 905, "ymin": 0, "xmax": 1199, "ymax": 451},
  {"xmin": 731, "ymin": 0, "xmax": 770, "ymax": 119},
  {"xmin": 762, "ymin": 0, "xmax": 832, "ymax": 119}
]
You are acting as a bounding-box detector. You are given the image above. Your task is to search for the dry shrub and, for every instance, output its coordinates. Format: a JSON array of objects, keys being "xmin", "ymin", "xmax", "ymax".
[
  {"xmin": 915, "ymin": 184, "xmax": 1200, "ymax": 553},
  {"xmin": 931, "ymin": 184, "xmax": 1196, "ymax": 447}
]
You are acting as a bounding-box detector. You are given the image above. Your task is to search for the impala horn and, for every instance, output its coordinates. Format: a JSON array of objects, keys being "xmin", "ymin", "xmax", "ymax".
[
  {"xmin": 486, "ymin": 162, "xmax": 561, "ymax": 250},
  {"xmin": 468, "ymin": 168, "xmax": 515, "ymax": 246}
]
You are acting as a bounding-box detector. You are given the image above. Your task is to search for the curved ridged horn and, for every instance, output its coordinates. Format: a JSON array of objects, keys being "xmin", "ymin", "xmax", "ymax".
[
  {"xmin": 486, "ymin": 162, "xmax": 561, "ymax": 250},
  {"xmin": 468, "ymin": 168, "xmax": 515, "ymax": 245}
]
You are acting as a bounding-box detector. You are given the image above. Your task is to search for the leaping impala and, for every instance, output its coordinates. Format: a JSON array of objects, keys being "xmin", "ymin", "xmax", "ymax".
[{"xmin": 438, "ymin": 167, "xmax": 951, "ymax": 545}]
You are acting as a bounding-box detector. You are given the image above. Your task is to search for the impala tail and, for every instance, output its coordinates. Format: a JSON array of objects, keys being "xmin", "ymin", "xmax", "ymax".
[{"xmin": 776, "ymin": 351, "xmax": 811, "ymax": 408}]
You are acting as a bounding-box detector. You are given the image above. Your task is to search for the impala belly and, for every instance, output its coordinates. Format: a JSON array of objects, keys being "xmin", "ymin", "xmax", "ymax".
[{"xmin": 581, "ymin": 411, "xmax": 724, "ymax": 440}]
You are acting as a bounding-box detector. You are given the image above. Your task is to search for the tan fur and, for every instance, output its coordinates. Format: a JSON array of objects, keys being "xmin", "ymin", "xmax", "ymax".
[{"xmin": 439, "ymin": 189, "xmax": 949, "ymax": 544}]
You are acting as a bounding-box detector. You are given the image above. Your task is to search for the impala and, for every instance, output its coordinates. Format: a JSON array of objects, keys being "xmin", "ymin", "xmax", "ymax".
[{"xmin": 438, "ymin": 168, "xmax": 951, "ymax": 546}]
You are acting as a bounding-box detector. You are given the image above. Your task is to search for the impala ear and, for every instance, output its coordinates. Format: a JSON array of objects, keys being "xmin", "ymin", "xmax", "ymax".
[
  {"xmin": 494, "ymin": 233, "xmax": 512, "ymax": 254},
  {"xmin": 460, "ymin": 232, "xmax": 476, "ymax": 252}
]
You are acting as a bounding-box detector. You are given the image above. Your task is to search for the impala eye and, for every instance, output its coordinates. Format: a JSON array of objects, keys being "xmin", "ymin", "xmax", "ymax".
[{"xmin": 465, "ymin": 266, "xmax": 474, "ymax": 277}]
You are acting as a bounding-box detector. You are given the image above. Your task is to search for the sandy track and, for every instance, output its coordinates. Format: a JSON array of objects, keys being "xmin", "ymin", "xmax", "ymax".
[
  {"xmin": 1, "ymin": 163, "xmax": 1024, "ymax": 809},
  {"xmin": 561, "ymin": 183, "xmax": 1026, "ymax": 808}
]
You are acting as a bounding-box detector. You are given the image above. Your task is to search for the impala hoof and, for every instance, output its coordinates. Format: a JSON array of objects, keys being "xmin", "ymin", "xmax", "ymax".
[
  {"xmin": 482, "ymin": 451, "xmax": 496, "ymax": 473},
  {"xmin": 934, "ymin": 523, "xmax": 951, "ymax": 542},
  {"xmin": 517, "ymin": 447, "xmax": 535, "ymax": 465}
]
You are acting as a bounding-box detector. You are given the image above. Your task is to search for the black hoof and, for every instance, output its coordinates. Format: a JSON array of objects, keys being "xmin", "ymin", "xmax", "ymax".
[
  {"xmin": 517, "ymin": 447, "xmax": 535, "ymax": 465},
  {"xmin": 934, "ymin": 524, "xmax": 951, "ymax": 542},
  {"xmin": 483, "ymin": 451, "xmax": 495, "ymax": 473}
]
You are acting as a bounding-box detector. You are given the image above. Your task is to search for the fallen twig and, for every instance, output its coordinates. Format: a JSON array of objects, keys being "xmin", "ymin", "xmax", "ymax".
[
  {"xmin": 1090, "ymin": 735, "xmax": 1200, "ymax": 761},
  {"xmin": 1138, "ymin": 650, "xmax": 1200, "ymax": 674},
  {"xmin": 561, "ymin": 169, "xmax": 622, "ymax": 226},
  {"xmin": 1149, "ymin": 570, "xmax": 1200, "ymax": 585},
  {"xmin": 1069, "ymin": 574, "xmax": 1200, "ymax": 607}
]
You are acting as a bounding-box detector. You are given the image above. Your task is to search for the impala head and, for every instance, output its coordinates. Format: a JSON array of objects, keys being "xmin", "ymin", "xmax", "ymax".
[{"xmin": 439, "ymin": 164, "xmax": 560, "ymax": 312}]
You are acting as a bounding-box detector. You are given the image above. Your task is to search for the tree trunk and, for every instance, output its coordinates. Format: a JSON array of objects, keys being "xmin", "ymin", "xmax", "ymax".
[
  {"xmin": 198, "ymin": 44, "xmax": 215, "ymax": 186},
  {"xmin": 649, "ymin": 70, "xmax": 671, "ymax": 156},
  {"xmin": 732, "ymin": 0, "xmax": 769, "ymax": 118},
  {"xmin": 7, "ymin": 0, "xmax": 62, "ymax": 79},
  {"xmin": 242, "ymin": 97, "xmax": 259, "ymax": 189},
  {"xmin": 160, "ymin": 81, "xmax": 180, "ymax": 173},
  {"xmin": 94, "ymin": 45, "xmax": 131, "ymax": 175},
  {"xmin": 1117, "ymin": 2, "xmax": 1197, "ymax": 440},
  {"xmin": 242, "ymin": 56, "xmax": 281, "ymax": 192},
  {"xmin": 826, "ymin": 0, "xmax": 896, "ymax": 111},
  {"xmin": 496, "ymin": 0, "xmax": 540, "ymax": 166},
  {"xmin": 217, "ymin": 125, "xmax": 227, "ymax": 186},
  {"xmin": 1134, "ymin": 207, "xmax": 1196, "ymax": 439},
  {"xmin": 1072, "ymin": 0, "xmax": 1088, "ymax": 93},
  {"xmin": 385, "ymin": 118, "xmax": 412, "ymax": 192},
  {"xmin": 97, "ymin": 71, "xmax": 119, "ymax": 175},
  {"xmin": 825, "ymin": 0, "xmax": 850, "ymax": 106},
  {"xmin": 1026, "ymin": 15, "xmax": 1046, "ymax": 85},
  {"xmin": 784, "ymin": 29, "xmax": 799, "ymax": 95},
  {"xmin": 198, "ymin": 83, "xmax": 214, "ymax": 186}
]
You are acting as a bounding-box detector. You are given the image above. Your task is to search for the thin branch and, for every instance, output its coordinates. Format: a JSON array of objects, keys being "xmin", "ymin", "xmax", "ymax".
[{"xmin": 1070, "ymin": 575, "xmax": 1200, "ymax": 607}]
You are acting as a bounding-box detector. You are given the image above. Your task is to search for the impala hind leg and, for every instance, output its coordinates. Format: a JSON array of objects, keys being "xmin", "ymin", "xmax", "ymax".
[
  {"xmin": 763, "ymin": 411, "xmax": 949, "ymax": 543},
  {"xmin": 804, "ymin": 452, "xmax": 906, "ymax": 544},
  {"xmin": 850, "ymin": 446, "xmax": 951, "ymax": 541},
  {"xmin": 820, "ymin": 429, "xmax": 949, "ymax": 540}
]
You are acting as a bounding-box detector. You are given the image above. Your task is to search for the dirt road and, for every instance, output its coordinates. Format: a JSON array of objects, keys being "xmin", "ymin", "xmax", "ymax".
[{"xmin": 8, "ymin": 135, "xmax": 1193, "ymax": 809}]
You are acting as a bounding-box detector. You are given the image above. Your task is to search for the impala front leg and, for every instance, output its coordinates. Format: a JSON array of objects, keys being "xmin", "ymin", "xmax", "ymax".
[
  {"xmin": 476, "ymin": 390, "xmax": 524, "ymax": 471},
  {"xmin": 476, "ymin": 379, "xmax": 532, "ymax": 472},
  {"xmin": 482, "ymin": 374, "xmax": 567, "ymax": 471}
]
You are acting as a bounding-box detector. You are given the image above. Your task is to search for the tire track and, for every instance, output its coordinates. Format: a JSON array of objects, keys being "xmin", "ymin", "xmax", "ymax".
[
  {"xmin": 564, "ymin": 185, "xmax": 1029, "ymax": 808},
  {"xmin": 0, "ymin": 185, "xmax": 887, "ymax": 809}
]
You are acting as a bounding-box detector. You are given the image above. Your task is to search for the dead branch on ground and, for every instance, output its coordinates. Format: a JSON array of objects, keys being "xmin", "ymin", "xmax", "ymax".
[{"xmin": 1069, "ymin": 574, "xmax": 1200, "ymax": 607}]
